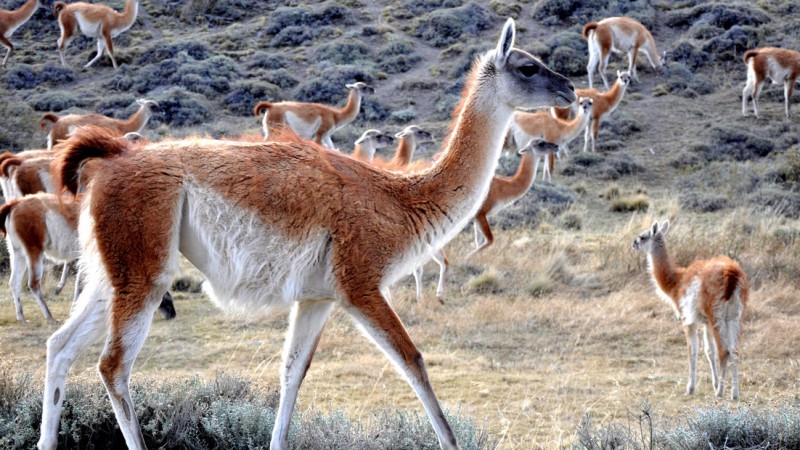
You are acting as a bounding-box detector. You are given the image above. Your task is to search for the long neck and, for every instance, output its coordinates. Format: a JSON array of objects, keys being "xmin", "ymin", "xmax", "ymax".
[
  {"xmin": 409, "ymin": 83, "xmax": 512, "ymax": 244},
  {"xmin": 503, "ymin": 151, "xmax": 538, "ymax": 199},
  {"xmin": 351, "ymin": 142, "xmax": 375, "ymax": 163},
  {"xmin": 389, "ymin": 137, "xmax": 414, "ymax": 167},
  {"xmin": 8, "ymin": 0, "xmax": 39, "ymax": 25},
  {"xmin": 122, "ymin": 105, "xmax": 150, "ymax": 133},
  {"xmin": 605, "ymin": 81, "xmax": 626, "ymax": 114},
  {"xmin": 111, "ymin": 0, "xmax": 138, "ymax": 30},
  {"xmin": 647, "ymin": 236, "xmax": 681, "ymax": 299},
  {"xmin": 333, "ymin": 89, "xmax": 362, "ymax": 126},
  {"xmin": 564, "ymin": 107, "xmax": 590, "ymax": 139}
]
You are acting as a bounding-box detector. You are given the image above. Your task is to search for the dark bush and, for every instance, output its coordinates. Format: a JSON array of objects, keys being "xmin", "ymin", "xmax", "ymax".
[
  {"xmin": 676, "ymin": 162, "xmax": 760, "ymax": 213},
  {"xmin": 95, "ymin": 95, "xmax": 137, "ymax": 117},
  {"xmin": 136, "ymin": 41, "xmax": 211, "ymax": 65},
  {"xmin": 605, "ymin": 118, "xmax": 642, "ymax": 139},
  {"xmin": 561, "ymin": 152, "xmax": 604, "ymax": 176},
  {"xmin": 667, "ymin": 3, "xmax": 770, "ymax": 30},
  {"xmin": 702, "ymin": 25, "xmax": 762, "ymax": 62},
  {"xmin": 269, "ymin": 26, "xmax": 316, "ymax": 47},
  {"xmin": 225, "ymin": 80, "xmax": 282, "ymax": 116},
  {"xmin": 247, "ymin": 52, "xmax": 288, "ymax": 71},
  {"xmin": 360, "ymin": 98, "xmax": 392, "ymax": 122},
  {"xmin": 547, "ymin": 46, "xmax": 586, "ymax": 77},
  {"xmin": 747, "ymin": 187, "xmax": 800, "ymax": 218},
  {"xmin": 4, "ymin": 64, "xmax": 75, "ymax": 90},
  {"xmin": 152, "ymin": 88, "xmax": 211, "ymax": 127},
  {"xmin": 315, "ymin": 40, "xmax": 373, "ymax": 64},
  {"xmin": 448, "ymin": 43, "xmax": 493, "ymax": 78},
  {"xmin": 691, "ymin": 24, "xmax": 724, "ymax": 40},
  {"xmin": 295, "ymin": 65, "xmax": 374, "ymax": 104},
  {"xmin": 533, "ymin": 0, "xmax": 608, "ymax": 24},
  {"xmin": 668, "ymin": 42, "xmax": 711, "ymax": 71},
  {"xmin": 413, "ymin": 2, "xmax": 495, "ymax": 47},
  {"xmin": 173, "ymin": 55, "xmax": 240, "ymax": 96},
  {"xmin": 0, "ymin": 101, "xmax": 38, "ymax": 152},
  {"xmin": 403, "ymin": 0, "xmax": 464, "ymax": 15},
  {"xmin": 600, "ymin": 152, "xmax": 644, "ymax": 179},
  {"xmin": 260, "ymin": 69, "xmax": 299, "ymax": 89},
  {"xmin": 265, "ymin": 4, "xmax": 354, "ymax": 35},
  {"xmin": 28, "ymin": 91, "xmax": 88, "ymax": 112},
  {"xmin": 704, "ymin": 127, "xmax": 775, "ymax": 161},
  {"xmin": 379, "ymin": 54, "xmax": 422, "ymax": 74}
]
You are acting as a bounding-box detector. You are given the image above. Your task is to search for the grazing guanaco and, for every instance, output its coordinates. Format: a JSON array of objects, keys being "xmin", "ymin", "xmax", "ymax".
[
  {"xmin": 633, "ymin": 220, "xmax": 748, "ymax": 400},
  {"xmin": 742, "ymin": 47, "xmax": 800, "ymax": 118},
  {"xmin": 254, "ymin": 82, "xmax": 374, "ymax": 149},
  {"xmin": 552, "ymin": 70, "xmax": 632, "ymax": 153},
  {"xmin": 351, "ymin": 129, "xmax": 395, "ymax": 163},
  {"xmin": 40, "ymin": 98, "xmax": 158, "ymax": 149},
  {"xmin": 0, "ymin": 0, "xmax": 45, "ymax": 67},
  {"xmin": 54, "ymin": 0, "xmax": 139, "ymax": 68},
  {"xmin": 583, "ymin": 17, "xmax": 665, "ymax": 89},
  {"xmin": 37, "ymin": 19, "xmax": 575, "ymax": 450},
  {"xmin": 469, "ymin": 141, "xmax": 560, "ymax": 256}
]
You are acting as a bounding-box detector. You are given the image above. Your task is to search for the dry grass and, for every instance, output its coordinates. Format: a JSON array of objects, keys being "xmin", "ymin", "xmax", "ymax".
[{"xmin": 0, "ymin": 205, "xmax": 797, "ymax": 448}]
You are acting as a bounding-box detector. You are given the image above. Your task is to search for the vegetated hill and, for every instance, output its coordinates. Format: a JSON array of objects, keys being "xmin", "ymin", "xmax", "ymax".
[{"xmin": 0, "ymin": 0, "xmax": 798, "ymax": 224}]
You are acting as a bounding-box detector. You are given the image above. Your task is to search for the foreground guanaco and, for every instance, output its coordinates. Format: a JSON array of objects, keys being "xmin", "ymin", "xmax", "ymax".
[
  {"xmin": 254, "ymin": 82, "xmax": 374, "ymax": 149},
  {"xmin": 37, "ymin": 19, "xmax": 575, "ymax": 450},
  {"xmin": 633, "ymin": 220, "xmax": 748, "ymax": 400},
  {"xmin": 40, "ymin": 98, "xmax": 158, "ymax": 149},
  {"xmin": 552, "ymin": 70, "xmax": 632, "ymax": 153},
  {"xmin": 0, "ymin": 0, "xmax": 44, "ymax": 66},
  {"xmin": 470, "ymin": 141, "xmax": 560, "ymax": 256},
  {"xmin": 54, "ymin": 0, "xmax": 139, "ymax": 68},
  {"xmin": 583, "ymin": 17, "xmax": 665, "ymax": 89},
  {"xmin": 742, "ymin": 47, "xmax": 800, "ymax": 118}
]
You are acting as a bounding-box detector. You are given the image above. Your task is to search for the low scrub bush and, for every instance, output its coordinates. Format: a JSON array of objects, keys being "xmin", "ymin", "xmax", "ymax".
[
  {"xmin": 666, "ymin": 3, "xmax": 770, "ymax": 30},
  {"xmin": 701, "ymin": 25, "xmax": 762, "ymax": 62},
  {"xmin": 4, "ymin": 64, "xmax": 75, "ymax": 90},
  {"xmin": 224, "ymin": 80, "xmax": 282, "ymax": 116},
  {"xmin": 94, "ymin": 94, "xmax": 138, "ymax": 117},
  {"xmin": 136, "ymin": 40, "xmax": 212, "ymax": 65},
  {"xmin": 668, "ymin": 41, "xmax": 711, "ymax": 71},
  {"xmin": 260, "ymin": 69, "xmax": 299, "ymax": 89},
  {"xmin": 151, "ymin": 88, "xmax": 211, "ymax": 127},
  {"xmin": 601, "ymin": 152, "xmax": 644, "ymax": 179},
  {"xmin": 315, "ymin": 39, "xmax": 373, "ymax": 64},
  {"xmin": 610, "ymin": 194, "xmax": 649, "ymax": 212},
  {"xmin": 265, "ymin": 4, "xmax": 355, "ymax": 35},
  {"xmin": 0, "ymin": 100, "xmax": 39, "ymax": 151},
  {"xmin": 389, "ymin": 107, "xmax": 417, "ymax": 124},
  {"xmin": 295, "ymin": 65, "xmax": 373, "ymax": 104},
  {"xmin": 0, "ymin": 371, "xmax": 494, "ymax": 450},
  {"xmin": 412, "ymin": 2, "xmax": 495, "ymax": 48},
  {"xmin": 533, "ymin": 0, "xmax": 653, "ymax": 27},
  {"xmin": 246, "ymin": 52, "xmax": 289, "ymax": 71},
  {"xmin": 27, "ymin": 90, "xmax": 88, "ymax": 112},
  {"xmin": 706, "ymin": 127, "xmax": 775, "ymax": 161},
  {"xmin": 466, "ymin": 268, "xmax": 503, "ymax": 294}
]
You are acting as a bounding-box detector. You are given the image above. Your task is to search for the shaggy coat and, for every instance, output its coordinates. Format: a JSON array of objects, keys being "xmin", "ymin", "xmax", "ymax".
[
  {"xmin": 37, "ymin": 19, "xmax": 576, "ymax": 450},
  {"xmin": 633, "ymin": 221, "xmax": 748, "ymax": 400},
  {"xmin": 583, "ymin": 16, "xmax": 663, "ymax": 89},
  {"xmin": 54, "ymin": 0, "xmax": 138, "ymax": 68},
  {"xmin": 0, "ymin": 0, "xmax": 42, "ymax": 66},
  {"xmin": 742, "ymin": 47, "xmax": 800, "ymax": 118},
  {"xmin": 40, "ymin": 99, "xmax": 157, "ymax": 149}
]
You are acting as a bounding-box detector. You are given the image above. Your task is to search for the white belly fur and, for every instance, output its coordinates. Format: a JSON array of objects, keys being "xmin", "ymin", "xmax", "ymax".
[
  {"xmin": 44, "ymin": 210, "xmax": 81, "ymax": 262},
  {"xmin": 179, "ymin": 182, "xmax": 335, "ymax": 315},
  {"xmin": 285, "ymin": 112, "xmax": 322, "ymax": 140}
]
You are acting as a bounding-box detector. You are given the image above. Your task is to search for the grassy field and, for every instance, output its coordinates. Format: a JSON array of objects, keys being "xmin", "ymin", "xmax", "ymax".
[
  {"xmin": 1, "ymin": 205, "xmax": 798, "ymax": 448},
  {"xmin": 1, "ymin": 0, "xmax": 799, "ymax": 447}
]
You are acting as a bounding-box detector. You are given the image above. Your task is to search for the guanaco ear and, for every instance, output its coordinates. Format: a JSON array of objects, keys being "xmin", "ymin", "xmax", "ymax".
[
  {"xmin": 617, "ymin": 69, "xmax": 621, "ymax": 77},
  {"xmin": 345, "ymin": 83, "xmax": 356, "ymax": 89},
  {"xmin": 651, "ymin": 222, "xmax": 659, "ymax": 235},
  {"xmin": 517, "ymin": 145, "xmax": 530, "ymax": 155},
  {"xmin": 660, "ymin": 220, "xmax": 670, "ymax": 235},
  {"xmin": 136, "ymin": 98, "xmax": 146, "ymax": 106},
  {"xmin": 495, "ymin": 18, "xmax": 515, "ymax": 70},
  {"xmin": 395, "ymin": 130, "xmax": 408, "ymax": 138}
]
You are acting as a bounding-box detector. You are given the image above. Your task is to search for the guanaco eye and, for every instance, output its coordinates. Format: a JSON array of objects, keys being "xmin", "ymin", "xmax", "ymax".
[{"xmin": 519, "ymin": 65, "xmax": 539, "ymax": 77}]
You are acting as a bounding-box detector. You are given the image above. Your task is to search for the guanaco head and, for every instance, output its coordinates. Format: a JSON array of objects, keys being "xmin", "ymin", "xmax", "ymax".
[
  {"xmin": 345, "ymin": 82, "xmax": 375, "ymax": 95},
  {"xmin": 491, "ymin": 19, "xmax": 576, "ymax": 110},
  {"xmin": 632, "ymin": 220, "xmax": 670, "ymax": 253},
  {"xmin": 395, "ymin": 125, "xmax": 434, "ymax": 145},
  {"xmin": 136, "ymin": 98, "xmax": 160, "ymax": 111},
  {"xmin": 355, "ymin": 129, "xmax": 395, "ymax": 149},
  {"xmin": 519, "ymin": 140, "xmax": 559, "ymax": 155},
  {"xmin": 616, "ymin": 70, "xmax": 632, "ymax": 87},
  {"xmin": 579, "ymin": 97, "xmax": 593, "ymax": 115}
]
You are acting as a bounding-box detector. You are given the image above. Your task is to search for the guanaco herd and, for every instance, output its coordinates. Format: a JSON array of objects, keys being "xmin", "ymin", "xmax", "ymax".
[{"xmin": 1, "ymin": 0, "xmax": 795, "ymax": 446}]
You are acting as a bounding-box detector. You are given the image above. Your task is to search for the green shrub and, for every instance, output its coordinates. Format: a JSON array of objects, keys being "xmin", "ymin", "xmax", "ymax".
[
  {"xmin": 389, "ymin": 107, "xmax": 417, "ymax": 124},
  {"xmin": 315, "ymin": 39, "xmax": 373, "ymax": 64}
]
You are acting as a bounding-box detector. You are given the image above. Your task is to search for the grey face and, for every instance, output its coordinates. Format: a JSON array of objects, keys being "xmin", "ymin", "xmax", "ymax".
[
  {"xmin": 399, "ymin": 125, "xmax": 434, "ymax": 145},
  {"xmin": 497, "ymin": 49, "xmax": 577, "ymax": 109},
  {"xmin": 356, "ymin": 130, "xmax": 394, "ymax": 148},
  {"xmin": 518, "ymin": 140, "xmax": 559, "ymax": 155},
  {"xmin": 346, "ymin": 82, "xmax": 375, "ymax": 95},
  {"xmin": 618, "ymin": 71, "xmax": 632, "ymax": 86}
]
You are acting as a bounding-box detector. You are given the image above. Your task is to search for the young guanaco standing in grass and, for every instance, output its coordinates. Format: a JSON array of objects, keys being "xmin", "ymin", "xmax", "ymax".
[
  {"xmin": 37, "ymin": 19, "xmax": 576, "ymax": 450},
  {"xmin": 552, "ymin": 70, "xmax": 632, "ymax": 153},
  {"xmin": 0, "ymin": 0, "xmax": 46, "ymax": 67},
  {"xmin": 742, "ymin": 47, "xmax": 800, "ymax": 118},
  {"xmin": 583, "ymin": 17, "xmax": 665, "ymax": 89},
  {"xmin": 254, "ymin": 82, "xmax": 374, "ymax": 149},
  {"xmin": 40, "ymin": 98, "xmax": 158, "ymax": 150},
  {"xmin": 510, "ymin": 97, "xmax": 593, "ymax": 181},
  {"xmin": 54, "ymin": 0, "xmax": 139, "ymax": 68},
  {"xmin": 632, "ymin": 220, "xmax": 748, "ymax": 400}
]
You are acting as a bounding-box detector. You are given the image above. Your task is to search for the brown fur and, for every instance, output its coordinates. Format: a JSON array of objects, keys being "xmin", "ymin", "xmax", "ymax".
[
  {"xmin": 582, "ymin": 21, "xmax": 598, "ymax": 39},
  {"xmin": 42, "ymin": 100, "xmax": 154, "ymax": 149},
  {"xmin": 254, "ymin": 84, "xmax": 369, "ymax": 147},
  {"xmin": 0, "ymin": 0, "xmax": 41, "ymax": 66},
  {"xmin": 56, "ymin": 0, "xmax": 138, "ymax": 68},
  {"xmin": 742, "ymin": 47, "xmax": 800, "ymax": 118},
  {"xmin": 584, "ymin": 16, "xmax": 662, "ymax": 89}
]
